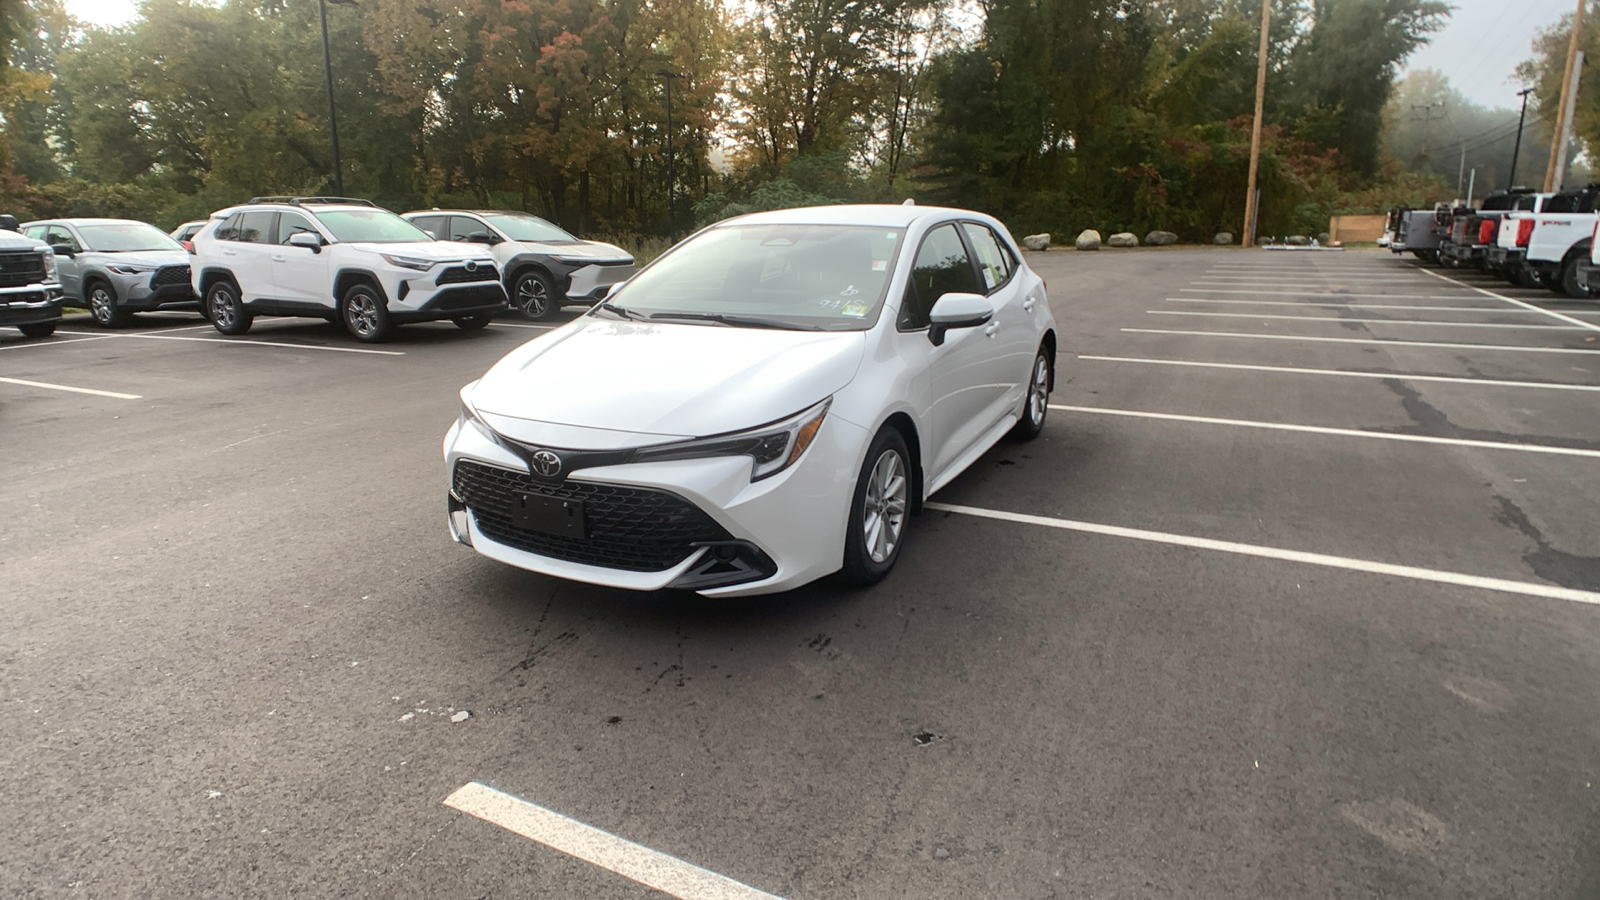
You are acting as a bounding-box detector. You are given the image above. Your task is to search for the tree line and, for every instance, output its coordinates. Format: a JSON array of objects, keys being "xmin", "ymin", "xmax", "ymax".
[{"xmin": 1, "ymin": 0, "xmax": 1492, "ymax": 244}]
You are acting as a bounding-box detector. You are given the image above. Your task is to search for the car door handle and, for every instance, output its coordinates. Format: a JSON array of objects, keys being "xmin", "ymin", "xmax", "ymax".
[
  {"xmin": 221, "ymin": 248, "xmax": 237, "ymax": 256},
  {"xmin": 984, "ymin": 322, "xmax": 999, "ymax": 336},
  {"xmin": 271, "ymin": 255, "xmax": 287, "ymax": 263},
  {"xmin": 1022, "ymin": 296, "xmax": 1037, "ymax": 310}
]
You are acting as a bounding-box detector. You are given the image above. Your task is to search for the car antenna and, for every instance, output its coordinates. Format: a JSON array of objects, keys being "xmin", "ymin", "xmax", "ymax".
[{"xmin": 901, "ymin": 198, "xmax": 915, "ymax": 206}]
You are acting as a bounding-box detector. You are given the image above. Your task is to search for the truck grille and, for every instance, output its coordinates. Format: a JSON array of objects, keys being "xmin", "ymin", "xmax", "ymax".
[
  {"xmin": 150, "ymin": 265, "xmax": 191, "ymax": 287},
  {"xmin": 0, "ymin": 251, "xmax": 47, "ymax": 288},
  {"xmin": 437, "ymin": 265, "xmax": 498, "ymax": 285},
  {"xmin": 453, "ymin": 460, "xmax": 733, "ymax": 572}
]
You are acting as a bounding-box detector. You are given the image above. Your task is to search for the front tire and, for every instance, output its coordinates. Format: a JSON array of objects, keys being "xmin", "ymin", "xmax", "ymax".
[
  {"xmin": 207, "ymin": 280, "xmax": 252, "ymax": 335},
  {"xmin": 512, "ymin": 270, "xmax": 558, "ymax": 321},
  {"xmin": 18, "ymin": 321, "xmax": 57, "ymax": 338},
  {"xmin": 87, "ymin": 280, "xmax": 130, "ymax": 328},
  {"xmin": 342, "ymin": 283, "xmax": 393, "ymax": 342},
  {"xmin": 1009, "ymin": 346, "xmax": 1051, "ymax": 441},
  {"xmin": 452, "ymin": 314, "xmax": 492, "ymax": 330},
  {"xmin": 840, "ymin": 428, "xmax": 912, "ymax": 586}
]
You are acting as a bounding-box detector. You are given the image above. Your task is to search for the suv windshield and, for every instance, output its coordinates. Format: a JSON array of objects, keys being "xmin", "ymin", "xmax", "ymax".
[
  {"xmin": 483, "ymin": 213, "xmax": 576, "ymax": 243},
  {"xmin": 313, "ymin": 209, "xmax": 432, "ymax": 243},
  {"xmin": 78, "ymin": 223, "xmax": 181, "ymax": 252},
  {"xmin": 607, "ymin": 224, "xmax": 904, "ymax": 331}
]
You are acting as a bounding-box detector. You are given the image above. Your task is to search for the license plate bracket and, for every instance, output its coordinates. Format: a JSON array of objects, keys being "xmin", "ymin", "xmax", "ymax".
[{"xmin": 513, "ymin": 494, "xmax": 585, "ymax": 538}]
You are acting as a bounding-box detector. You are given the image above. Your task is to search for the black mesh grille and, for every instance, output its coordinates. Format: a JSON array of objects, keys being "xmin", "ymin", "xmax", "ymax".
[
  {"xmin": 437, "ymin": 265, "xmax": 497, "ymax": 285},
  {"xmin": 454, "ymin": 460, "xmax": 733, "ymax": 572},
  {"xmin": 151, "ymin": 264, "xmax": 191, "ymax": 287},
  {"xmin": 433, "ymin": 285, "xmax": 505, "ymax": 311},
  {"xmin": 0, "ymin": 251, "xmax": 47, "ymax": 288}
]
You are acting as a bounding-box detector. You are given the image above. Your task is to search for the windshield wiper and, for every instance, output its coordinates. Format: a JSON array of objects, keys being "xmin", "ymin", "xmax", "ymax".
[
  {"xmin": 645, "ymin": 311, "xmax": 819, "ymax": 330},
  {"xmin": 593, "ymin": 300, "xmax": 642, "ymax": 321}
]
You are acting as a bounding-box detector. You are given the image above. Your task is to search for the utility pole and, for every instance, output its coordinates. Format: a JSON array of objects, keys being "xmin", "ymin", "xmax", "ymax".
[
  {"xmin": 1545, "ymin": 0, "xmax": 1585, "ymax": 191},
  {"xmin": 1411, "ymin": 103, "xmax": 1446, "ymax": 163},
  {"xmin": 1509, "ymin": 87, "xmax": 1534, "ymax": 190},
  {"xmin": 1554, "ymin": 50, "xmax": 1586, "ymax": 191},
  {"xmin": 1241, "ymin": 0, "xmax": 1270, "ymax": 248},
  {"xmin": 1457, "ymin": 144, "xmax": 1466, "ymax": 195},
  {"xmin": 317, "ymin": 0, "xmax": 358, "ymax": 196},
  {"xmin": 655, "ymin": 69, "xmax": 684, "ymax": 244}
]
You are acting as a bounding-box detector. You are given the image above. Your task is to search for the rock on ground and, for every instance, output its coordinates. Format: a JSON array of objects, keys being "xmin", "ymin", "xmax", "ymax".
[
  {"xmin": 1107, "ymin": 232, "xmax": 1139, "ymax": 248},
  {"xmin": 1022, "ymin": 233, "xmax": 1051, "ymax": 251},
  {"xmin": 1286, "ymin": 234, "xmax": 1310, "ymax": 246},
  {"xmin": 1075, "ymin": 229, "xmax": 1102, "ymax": 251},
  {"xmin": 1316, "ymin": 232, "xmax": 1331, "ymax": 244},
  {"xmin": 1144, "ymin": 230, "xmax": 1178, "ymax": 246},
  {"xmin": 1213, "ymin": 232, "xmax": 1233, "ymax": 244}
]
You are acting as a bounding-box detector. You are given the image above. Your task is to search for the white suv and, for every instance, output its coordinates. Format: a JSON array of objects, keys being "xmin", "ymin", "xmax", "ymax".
[{"xmin": 190, "ymin": 197, "xmax": 508, "ymax": 342}]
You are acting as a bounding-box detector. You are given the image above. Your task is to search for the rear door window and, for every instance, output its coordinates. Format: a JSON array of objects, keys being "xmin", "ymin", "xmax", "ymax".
[
  {"xmin": 962, "ymin": 223, "xmax": 1015, "ymax": 291},
  {"xmin": 236, "ymin": 211, "xmax": 277, "ymax": 243}
]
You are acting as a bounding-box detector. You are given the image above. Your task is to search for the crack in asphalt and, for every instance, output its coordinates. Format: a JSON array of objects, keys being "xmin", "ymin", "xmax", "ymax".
[
  {"xmin": 1490, "ymin": 495, "xmax": 1600, "ymax": 593},
  {"xmin": 1376, "ymin": 379, "xmax": 1600, "ymax": 452}
]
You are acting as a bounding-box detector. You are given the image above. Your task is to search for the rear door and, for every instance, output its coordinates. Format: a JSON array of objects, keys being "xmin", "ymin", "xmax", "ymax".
[{"xmin": 961, "ymin": 222, "xmax": 1033, "ymax": 413}]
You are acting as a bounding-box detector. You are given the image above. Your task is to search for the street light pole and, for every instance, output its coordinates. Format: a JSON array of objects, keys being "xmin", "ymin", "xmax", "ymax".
[
  {"xmin": 318, "ymin": 0, "xmax": 354, "ymax": 196},
  {"xmin": 1508, "ymin": 87, "xmax": 1534, "ymax": 191},
  {"xmin": 1241, "ymin": 0, "xmax": 1270, "ymax": 248},
  {"xmin": 655, "ymin": 70, "xmax": 684, "ymax": 244}
]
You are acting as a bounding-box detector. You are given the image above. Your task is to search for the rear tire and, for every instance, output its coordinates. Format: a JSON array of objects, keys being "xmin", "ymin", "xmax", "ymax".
[
  {"xmin": 206, "ymin": 280, "xmax": 252, "ymax": 335},
  {"xmin": 840, "ymin": 428, "xmax": 912, "ymax": 586},
  {"xmin": 342, "ymin": 283, "xmax": 393, "ymax": 342},
  {"xmin": 452, "ymin": 314, "xmax": 492, "ymax": 330},
  {"xmin": 18, "ymin": 321, "xmax": 56, "ymax": 338},
  {"xmin": 1559, "ymin": 256, "xmax": 1588, "ymax": 297}
]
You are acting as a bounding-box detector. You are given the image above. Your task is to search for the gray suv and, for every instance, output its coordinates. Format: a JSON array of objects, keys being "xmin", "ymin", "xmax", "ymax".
[{"xmin": 21, "ymin": 218, "xmax": 198, "ymax": 327}]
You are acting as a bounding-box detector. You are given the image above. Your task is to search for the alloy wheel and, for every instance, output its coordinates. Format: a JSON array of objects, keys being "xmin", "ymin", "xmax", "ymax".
[
  {"xmin": 517, "ymin": 277, "xmax": 549, "ymax": 318},
  {"xmin": 90, "ymin": 288, "xmax": 114, "ymax": 324},
  {"xmin": 1028, "ymin": 355, "xmax": 1049, "ymax": 426},
  {"xmin": 862, "ymin": 449, "xmax": 908, "ymax": 564},
  {"xmin": 347, "ymin": 293, "xmax": 380, "ymax": 337},
  {"xmin": 210, "ymin": 288, "xmax": 236, "ymax": 328}
]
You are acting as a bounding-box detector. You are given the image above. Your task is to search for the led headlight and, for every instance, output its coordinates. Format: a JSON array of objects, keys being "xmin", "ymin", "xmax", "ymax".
[
  {"xmin": 459, "ymin": 384, "xmax": 498, "ymax": 443},
  {"xmin": 381, "ymin": 254, "xmax": 438, "ymax": 271},
  {"xmin": 40, "ymin": 250, "xmax": 57, "ymax": 282},
  {"xmin": 634, "ymin": 398, "xmax": 831, "ymax": 481},
  {"xmin": 106, "ymin": 263, "xmax": 158, "ymax": 275}
]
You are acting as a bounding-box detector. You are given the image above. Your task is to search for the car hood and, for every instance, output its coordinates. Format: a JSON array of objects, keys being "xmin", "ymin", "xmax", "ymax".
[
  {"xmin": 89, "ymin": 249, "xmax": 189, "ymax": 267},
  {"xmin": 345, "ymin": 240, "xmax": 492, "ymax": 261},
  {"xmin": 512, "ymin": 239, "xmax": 632, "ymax": 262},
  {"xmin": 471, "ymin": 319, "xmax": 866, "ymax": 439}
]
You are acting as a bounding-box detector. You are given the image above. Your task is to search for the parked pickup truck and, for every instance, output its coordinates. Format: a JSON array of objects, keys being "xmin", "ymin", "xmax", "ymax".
[
  {"xmin": 1440, "ymin": 191, "xmax": 1530, "ymax": 270},
  {"xmin": 0, "ymin": 214, "xmax": 64, "ymax": 338},
  {"xmin": 1391, "ymin": 205, "xmax": 1450, "ymax": 261},
  {"xmin": 1487, "ymin": 192, "xmax": 1550, "ymax": 286},
  {"xmin": 1523, "ymin": 184, "xmax": 1598, "ymax": 296}
]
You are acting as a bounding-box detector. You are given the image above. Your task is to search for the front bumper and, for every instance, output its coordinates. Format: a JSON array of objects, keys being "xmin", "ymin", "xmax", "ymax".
[
  {"xmin": 0, "ymin": 285, "xmax": 63, "ymax": 326},
  {"xmin": 117, "ymin": 267, "xmax": 199, "ymax": 311},
  {"xmin": 563, "ymin": 262, "xmax": 636, "ymax": 304},
  {"xmin": 390, "ymin": 269, "xmax": 509, "ymax": 322},
  {"xmin": 443, "ymin": 413, "xmax": 867, "ymax": 597}
]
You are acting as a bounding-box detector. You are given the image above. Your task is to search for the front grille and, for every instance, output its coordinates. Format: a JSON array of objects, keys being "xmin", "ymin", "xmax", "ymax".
[
  {"xmin": 150, "ymin": 264, "xmax": 191, "ymax": 287},
  {"xmin": 0, "ymin": 251, "xmax": 47, "ymax": 288},
  {"xmin": 433, "ymin": 285, "xmax": 505, "ymax": 311},
  {"xmin": 436, "ymin": 265, "xmax": 497, "ymax": 285},
  {"xmin": 454, "ymin": 460, "xmax": 733, "ymax": 572}
]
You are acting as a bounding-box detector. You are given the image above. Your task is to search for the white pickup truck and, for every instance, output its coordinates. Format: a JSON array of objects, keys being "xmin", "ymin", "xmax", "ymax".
[
  {"xmin": 1487, "ymin": 192, "xmax": 1550, "ymax": 287},
  {"xmin": 1522, "ymin": 184, "xmax": 1598, "ymax": 296}
]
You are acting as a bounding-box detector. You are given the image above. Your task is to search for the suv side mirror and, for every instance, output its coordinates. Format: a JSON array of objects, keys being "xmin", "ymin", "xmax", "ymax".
[
  {"xmin": 465, "ymin": 231, "xmax": 500, "ymax": 245},
  {"xmin": 288, "ymin": 232, "xmax": 323, "ymax": 253},
  {"xmin": 927, "ymin": 292, "xmax": 993, "ymax": 346},
  {"xmin": 50, "ymin": 243, "xmax": 75, "ymax": 258}
]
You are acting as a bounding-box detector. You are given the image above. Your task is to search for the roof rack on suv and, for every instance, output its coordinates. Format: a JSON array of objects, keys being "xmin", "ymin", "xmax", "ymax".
[{"xmin": 247, "ymin": 196, "xmax": 379, "ymax": 207}]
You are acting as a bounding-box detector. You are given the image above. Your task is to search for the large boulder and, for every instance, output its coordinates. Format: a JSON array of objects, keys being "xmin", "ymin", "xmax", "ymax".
[
  {"xmin": 1144, "ymin": 230, "xmax": 1179, "ymax": 246},
  {"xmin": 1075, "ymin": 229, "xmax": 1102, "ymax": 251},
  {"xmin": 1286, "ymin": 234, "xmax": 1310, "ymax": 246},
  {"xmin": 1106, "ymin": 232, "xmax": 1139, "ymax": 248},
  {"xmin": 1316, "ymin": 232, "xmax": 1331, "ymax": 244},
  {"xmin": 1213, "ymin": 232, "xmax": 1233, "ymax": 245},
  {"xmin": 1022, "ymin": 233, "xmax": 1051, "ymax": 251}
]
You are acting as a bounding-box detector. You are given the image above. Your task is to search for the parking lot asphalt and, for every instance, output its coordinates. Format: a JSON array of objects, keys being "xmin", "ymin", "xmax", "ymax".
[{"xmin": 3, "ymin": 249, "xmax": 1598, "ymax": 899}]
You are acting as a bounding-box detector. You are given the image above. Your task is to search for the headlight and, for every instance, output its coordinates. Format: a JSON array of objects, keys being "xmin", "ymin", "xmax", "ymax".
[
  {"xmin": 459, "ymin": 385, "xmax": 498, "ymax": 443},
  {"xmin": 106, "ymin": 263, "xmax": 158, "ymax": 275},
  {"xmin": 381, "ymin": 254, "xmax": 437, "ymax": 271},
  {"xmin": 634, "ymin": 398, "xmax": 830, "ymax": 481},
  {"xmin": 40, "ymin": 250, "xmax": 57, "ymax": 282}
]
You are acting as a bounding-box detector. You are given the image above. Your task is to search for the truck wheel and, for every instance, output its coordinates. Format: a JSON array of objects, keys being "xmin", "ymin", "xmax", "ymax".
[
  {"xmin": 18, "ymin": 321, "xmax": 57, "ymax": 338},
  {"xmin": 1560, "ymin": 257, "xmax": 1589, "ymax": 297}
]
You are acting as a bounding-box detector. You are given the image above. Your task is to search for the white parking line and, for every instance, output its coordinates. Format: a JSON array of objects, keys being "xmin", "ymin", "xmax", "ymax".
[
  {"xmin": 1192, "ymin": 280, "xmax": 1480, "ymax": 291},
  {"xmin": 1186, "ymin": 288, "xmax": 1498, "ymax": 300},
  {"xmin": 1122, "ymin": 327, "xmax": 1600, "ymax": 355},
  {"xmin": 0, "ymin": 335, "xmax": 119, "ymax": 351},
  {"xmin": 928, "ymin": 502, "xmax": 1600, "ymax": 606},
  {"xmin": 1051, "ymin": 404, "xmax": 1600, "ymax": 459},
  {"xmin": 0, "ymin": 375, "xmax": 142, "ymax": 399},
  {"xmin": 444, "ymin": 782, "xmax": 785, "ymax": 900},
  {"xmin": 492, "ymin": 322, "xmax": 559, "ymax": 330},
  {"xmin": 1167, "ymin": 298, "xmax": 1527, "ymax": 311},
  {"xmin": 1145, "ymin": 310, "xmax": 1583, "ymax": 329},
  {"xmin": 1076, "ymin": 354, "xmax": 1600, "ymax": 392},
  {"xmin": 1417, "ymin": 267, "xmax": 1600, "ymax": 334},
  {"xmin": 56, "ymin": 330, "xmax": 404, "ymax": 356}
]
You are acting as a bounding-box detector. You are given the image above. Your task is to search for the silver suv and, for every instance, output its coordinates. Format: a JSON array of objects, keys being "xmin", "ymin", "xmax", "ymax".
[
  {"xmin": 20, "ymin": 218, "xmax": 196, "ymax": 327},
  {"xmin": 189, "ymin": 197, "xmax": 508, "ymax": 342}
]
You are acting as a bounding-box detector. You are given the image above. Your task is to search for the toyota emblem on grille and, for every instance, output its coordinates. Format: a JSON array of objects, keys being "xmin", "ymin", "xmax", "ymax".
[
  {"xmin": 465, "ymin": 260, "xmax": 478, "ymax": 272},
  {"xmin": 531, "ymin": 449, "xmax": 562, "ymax": 477}
]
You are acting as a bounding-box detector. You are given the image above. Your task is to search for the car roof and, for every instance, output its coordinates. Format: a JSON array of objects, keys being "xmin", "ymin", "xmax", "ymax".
[
  {"xmin": 21, "ymin": 217, "xmax": 153, "ymax": 227},
  {"xmin": 400, "ymin": 209, "xmax": 552, "ymax": 218},
  {"xmin": 722, "ymin": 203, "xmax": 991, "ymax": 229}
]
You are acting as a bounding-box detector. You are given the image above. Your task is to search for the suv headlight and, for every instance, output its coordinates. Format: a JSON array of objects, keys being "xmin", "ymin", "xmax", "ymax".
[
  {"xmin": 634, "ymin": 398, "xmax": 830, "ymax": 481},
  {"xmin": 382, "ymin": 254, "xmax": 438, "ymax": 271},
  {"xmin": 106, "ymin": 263, "xmax": 158, "ymax": 275},
  {"xmin": 41, "ymin": 249, "xmax": 57, "ymax": 282}
]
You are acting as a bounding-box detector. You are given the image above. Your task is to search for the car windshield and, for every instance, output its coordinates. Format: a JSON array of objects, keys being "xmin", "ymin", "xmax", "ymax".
[
  {"xmin": 77, "ymin": 223, "xmax": 181, "ymax": 252},
  {"xmin": 314, "ymin": 209, "xmax": 432, "ymax": 243},
  {"xmin": 483, "ymin": 213, "xmax": 576, "ymax": 243},
  {"xmin": 606, "ymin": 224, "xmax": 905, "ymax": 331}
]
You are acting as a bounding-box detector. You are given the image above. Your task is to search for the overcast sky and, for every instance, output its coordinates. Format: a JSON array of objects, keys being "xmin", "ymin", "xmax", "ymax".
[{"xmin": 64, "ymin": 0, "xmax": 1573, "ymax": 114}]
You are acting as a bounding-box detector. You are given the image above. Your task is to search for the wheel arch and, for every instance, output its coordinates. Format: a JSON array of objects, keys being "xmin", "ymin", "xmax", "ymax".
[
  {"xmin": 1041, "ymin": 328, "xmax": 1057, "ymax": 390},
  {"xmin": 333, "ymin": 268, "xmax": 386, "ymax": 306},
  {"xmin": 878, "ymin": 411, "xmax": 925, "ymax": 515},
  {"xmin": 197, "ymin": 266, "xmax": 237, "ymax": 295}
]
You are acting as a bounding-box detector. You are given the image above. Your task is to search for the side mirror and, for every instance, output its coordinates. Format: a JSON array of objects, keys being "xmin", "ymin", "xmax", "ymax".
[
  {"xmin": 288, "ymin": 232, "xmax": 323, "ymax": 253},
  {"xmin": 50, "ymin": 243, "xmax": 75, "ymax": 258},
  {"xmin": 465, "ymin": 231, "xmax": 500, "ymax": 245},
  {"xmin": 927, "ymin": 292, "xmax": 993, "ymax": 346}
]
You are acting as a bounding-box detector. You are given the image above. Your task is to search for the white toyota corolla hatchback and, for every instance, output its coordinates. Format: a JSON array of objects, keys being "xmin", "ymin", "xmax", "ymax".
[{"xmin": 445, "ymin": 203, "xmax": 1056, "ymax": 596}]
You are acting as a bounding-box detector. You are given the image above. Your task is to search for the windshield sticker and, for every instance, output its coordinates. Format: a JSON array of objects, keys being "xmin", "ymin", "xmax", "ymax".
[
  {"xmin": 871, "ymin": 259, "xmax": 887, "ymax": 271},
  {"xmin": 841, "ymin": 302, "xmax": 867, "ymax": 318}
]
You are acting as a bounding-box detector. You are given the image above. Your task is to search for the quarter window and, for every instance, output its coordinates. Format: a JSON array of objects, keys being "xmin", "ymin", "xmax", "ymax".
[
  {"xmin": 900, "ymin": 223, "xmax": 980, "ymax": 330},
  {"xmin": 962, "ymin": 223, "xmax": 1015, "ymax": 291}
]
